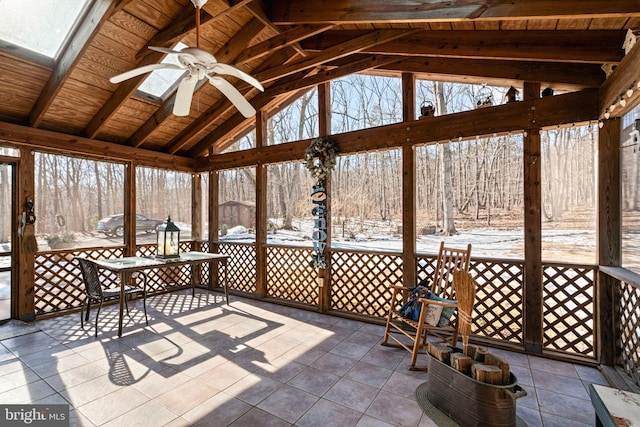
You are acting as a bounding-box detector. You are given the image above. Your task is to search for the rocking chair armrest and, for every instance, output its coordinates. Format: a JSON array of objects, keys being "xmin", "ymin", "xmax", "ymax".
[{"xmin": 417, "ymin": 297, "xmax": 458, "ymax": 308}]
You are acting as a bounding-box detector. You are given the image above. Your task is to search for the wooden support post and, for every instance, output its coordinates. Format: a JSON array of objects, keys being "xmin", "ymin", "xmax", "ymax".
[
  {"xmin": 255, "ymin": 110, "xmax": 268, "ymax": 298},
  {"xmin": 597, "ymin": 118, "xmax": 621, "ymax": 366},
  {"xmin": 401, "ymin": 73, "xmax": 417, "ymax": 289},
  {"xmin": 318, "ymin": 82, "xmax": 332, "ymax": 312},
  {"xmin": 402, "ymin": 72, "xmax": 415, "ymax": 122},
  {"xmin": 523, "ymin": 81, "xmax": 543, "ymax": 354},
  {"xmin": 124, "ymin": 162, "xmax": 136, "ymax": 257},
  {"xmin": 17, "ymin": 148, "xmax": 35, "ymax": 321},
  {"xmin": 192, "ymin": 173, "xmax": 202, "ymax": 250},
  {"xmin": 208, "ymin": 164, "xmax": 220, "ymax": 289}
]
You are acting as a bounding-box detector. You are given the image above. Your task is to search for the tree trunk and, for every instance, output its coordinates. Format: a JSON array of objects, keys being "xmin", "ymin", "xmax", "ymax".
[{"xmin": 434, "ymin": 81, "xmax": 457, "ymax": 235}]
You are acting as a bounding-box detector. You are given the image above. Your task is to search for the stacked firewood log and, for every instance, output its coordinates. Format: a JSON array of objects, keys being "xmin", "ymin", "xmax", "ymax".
[{"xmin": 428, "ymin": 343, "xmax": 511, "ymax": 385}]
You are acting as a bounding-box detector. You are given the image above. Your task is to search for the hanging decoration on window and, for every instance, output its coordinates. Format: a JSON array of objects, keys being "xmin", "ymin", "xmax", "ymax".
[
  {"xmin": 303, "ymin": 137, "xmax": 339, "ymax": 182},
  {"xmin": 303, "ymin": 138, "xmax": 337, "ymax": 269},
  {"xmin": 310, "ymin": 184, "xmax": 328, "ymax": 269}
]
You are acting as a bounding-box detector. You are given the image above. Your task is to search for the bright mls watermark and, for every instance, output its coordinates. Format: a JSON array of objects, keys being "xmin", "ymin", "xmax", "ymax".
[{"xmin": 1, "ymin": 405, "xmax": 69, "ymax": 426}]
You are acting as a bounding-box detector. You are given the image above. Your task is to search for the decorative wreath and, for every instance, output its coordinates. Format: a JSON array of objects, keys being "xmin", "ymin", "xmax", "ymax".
[{"xmin": 303, "ymin": 137, "xmax": 339, "ymax": 181}]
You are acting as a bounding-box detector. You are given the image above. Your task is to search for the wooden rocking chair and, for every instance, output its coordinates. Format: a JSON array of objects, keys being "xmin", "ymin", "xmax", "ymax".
[{"xmin": 381, "ymin": 241, "xmax": 473, "ymax": 370}]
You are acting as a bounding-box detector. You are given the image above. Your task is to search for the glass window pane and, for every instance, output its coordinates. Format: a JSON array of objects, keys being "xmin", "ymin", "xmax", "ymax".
[{"xmin": 0, "ymin": 0, "xmax": 90, "ymax": 59}]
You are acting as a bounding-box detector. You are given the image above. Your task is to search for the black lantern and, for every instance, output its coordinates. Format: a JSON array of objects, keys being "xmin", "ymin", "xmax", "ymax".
[{"xmin": 156, "ymin": 216, "xmax": 180, "ymax": 258}]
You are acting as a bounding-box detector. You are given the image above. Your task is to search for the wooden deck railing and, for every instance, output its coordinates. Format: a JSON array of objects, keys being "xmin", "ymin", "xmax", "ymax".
[{"xmin": 33, "ymin": 240, "xmax": 638, "ymax": 388}]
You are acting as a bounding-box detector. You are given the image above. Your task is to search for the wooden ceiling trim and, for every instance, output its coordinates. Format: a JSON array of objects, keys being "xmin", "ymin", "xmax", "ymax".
[
  {"xmin": 198, "ymin": 88, "xmax": 598, "ymax": 171},
  {"xmin": 255, "ymin": 29, "xmax": 416, "ymax": 84},
  {"xmin": 302, "ymin": 30, "xmax": 626, "ymax": 64},
  {"xmin": 129, "ymin": 18, "xmax": 265, "ymax": 148},
  {"xmin": 270, "ymin": 0, "xmax": 640, "ymax": 25},
  {"xmin": 234, "ymin": 24, "xmax": 333, "ymax": 66},
  {"xmin": 599, "ymin": 43, "xmax": 640, "ymax": 119},
  {"xmin": 380, "ymin": 56, "xmax": 605, "ymax": 89},
  {"xmin": 0, "ymin": 121, "xmax": 194, "ymax": 171},
  {"xmin": 28, "ymin": 0, "xmax": 123, "ymax": 128}
]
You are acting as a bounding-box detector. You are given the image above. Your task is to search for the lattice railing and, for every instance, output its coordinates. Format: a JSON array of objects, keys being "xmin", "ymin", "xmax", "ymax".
[
  {"xmin": 266, "ymin": 246, "xmax": 317, "ymax": 305},
  {"xmin": 331, "ymin": 249, "xmax": 403, "ymax": 317},
  {"xmin": 217, "ymin": 242, "xmax": 257, "ymax": 294},
  {"xmin": 618, "ymin": 280, "xmax": 640, "ymax": 387},
  {"xmin": 470, "ymin": 258, "xmax": 524, "ymax": 344},
  {"xmin": 34, "ymin": 247, "xmax": 124, "ymax": 315},
  {"xmin": 543, "ymin": 263, "xmax": 595, "ymax": 357},
  {"xmin": 416, "ymin": 254, "xmax": 525, "ymax": 344},
  {"xmin": 136, "ymin": 243, "xmax": 192, "ymax": 292}
]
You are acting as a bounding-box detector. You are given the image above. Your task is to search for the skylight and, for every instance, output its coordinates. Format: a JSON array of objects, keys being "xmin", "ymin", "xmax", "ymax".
[
  {"xmin": 0, "ymin": 0, "xmax": 90, "ymax": 60},
  {"xmin": 137, "ymin": 42, "xmax": 188, "ymax": 101}
]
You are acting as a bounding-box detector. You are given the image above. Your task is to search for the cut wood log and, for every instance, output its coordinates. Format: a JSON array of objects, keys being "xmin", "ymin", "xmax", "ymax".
[
  {"xmin": 474, "ymin": 347, "xmax": 487, "ymax": 363},
  {"xmin": 485, "ymin": 352, "xmax": 511, "ymax": 384},
  {"xmin": 450, "ymin": 353, "xmax": 473, "ymax": 374},
  {"xmin": 472, "ymin": 363, "xmax": 503, "ymax": 385},
  {"xmin": 428, "ymin": 342, "xmax": 453, "ymax": 364}
]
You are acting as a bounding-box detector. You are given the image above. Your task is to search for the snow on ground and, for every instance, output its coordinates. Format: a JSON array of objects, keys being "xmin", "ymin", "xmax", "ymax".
[{"xmin": 219, "ymin": 221, "xmax": 598, "ymax": 263}]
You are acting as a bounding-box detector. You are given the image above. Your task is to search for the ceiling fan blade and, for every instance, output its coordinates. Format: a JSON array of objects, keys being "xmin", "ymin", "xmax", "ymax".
[
  {"xmin": 109, "ymin": 63, "xmax": 183, "ymax": 83},
  {"xmin": 173, "ymin": 74, "xmax": 199, "ymax": 116},
  {"xmin": 148, "ymin": 46, "xmax": 183, "ymax": 55},
  {"xmin": 208, "ymin": 63, "xmax": 264, "ymax": 91},
  {"xmin": 208, "ymin": 76, "xmax": 256, "ymax": 117}
]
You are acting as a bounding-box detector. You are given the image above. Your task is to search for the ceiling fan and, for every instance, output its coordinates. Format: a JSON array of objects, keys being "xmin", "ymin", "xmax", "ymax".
[{"xmin": 109, "ymin": 0, "xmax": 263, "ymax": 117}]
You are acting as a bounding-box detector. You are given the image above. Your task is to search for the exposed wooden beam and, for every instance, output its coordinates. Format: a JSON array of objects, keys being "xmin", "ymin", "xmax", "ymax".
[
  {"xmin": 234, "ymin": 24, "xmax": 333, "ymax": 65},
  {"xmin": 0, "ymin": 121, "xmax": 194, "ymax": 171},
  {"xmin": 271, "ymin": 0, "xmax": 640, "ymax": 24},
  {"xmin": 130, "ymin": 18, "xmax": 265, "ymax": 148},
  {"xmin": 302, "ymin": 30, "xmax": 626, "ymax": 64},
  {"xmin": 255, "ymin": 29, "xmax": 415, "ymax": 84},
  {"xmin": 29, "ymin": 0, "xmax": 123, "ymax": 127},
  {"xmin": 196, "ymin": 88, "xmax": 598, "ymax": 171},
  {"xmin": 599, "ymin": 42, "xmax": 640, "ymax": 119},
  {"xmin": 380, "ymin": 56, "xmax": 605, "ymax": 90}
]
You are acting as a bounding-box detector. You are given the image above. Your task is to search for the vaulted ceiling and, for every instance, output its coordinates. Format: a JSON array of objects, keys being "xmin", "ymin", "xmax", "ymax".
[{"xmin": 0, "ymin": 0, "xmax": 638, "ymax": 168}]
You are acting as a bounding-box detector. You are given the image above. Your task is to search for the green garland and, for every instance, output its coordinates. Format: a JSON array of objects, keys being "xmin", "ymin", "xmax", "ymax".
[{"xmin": 303, "ymin": 137, "xmax": 339, "ymax": 181}]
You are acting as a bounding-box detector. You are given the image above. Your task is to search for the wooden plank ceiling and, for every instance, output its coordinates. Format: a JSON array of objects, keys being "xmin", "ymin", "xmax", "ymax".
[{"xmin": 0, "ymin": 0, "xmax": 638, "ymax": 165}]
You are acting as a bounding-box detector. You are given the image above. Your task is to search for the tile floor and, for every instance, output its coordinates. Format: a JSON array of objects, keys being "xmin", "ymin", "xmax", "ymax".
[{"xmin": 0, "ymin": 290, "xmax": 609, "ymax": 426}]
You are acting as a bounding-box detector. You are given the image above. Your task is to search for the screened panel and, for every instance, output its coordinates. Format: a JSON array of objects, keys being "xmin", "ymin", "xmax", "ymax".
[
  {"xmin": 136, "ymin": 167, "xmax": 192, "ymax": 245},
  {"xmin": 621, "ymin": 104, "xmax": 640, "ymax": 273},
  {"xmin": 218, "ymin": 167, "xmax": 256, "ymax": 242},
  {"xmin": 416, "ymin": 135, "xmax": 524, "ymax": 258},
  {"xmin": 34, "ymin": 153, "xmax": 124, "ymax": 250},
  {"xmin": 541, "ymin": 125, "xmax": 597, "ymax": 263}
]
